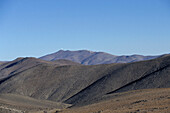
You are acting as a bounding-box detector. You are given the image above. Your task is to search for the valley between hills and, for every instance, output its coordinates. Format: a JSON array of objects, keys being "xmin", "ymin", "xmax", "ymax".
[{"xmin": 0, "ymin": 50, "xmax": 169, "ymax": 113}]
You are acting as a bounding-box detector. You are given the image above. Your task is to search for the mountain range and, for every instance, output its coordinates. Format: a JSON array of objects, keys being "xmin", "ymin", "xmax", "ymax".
[
  {"xmin": 39, "ymin": 50, "xmax": 159, "ymax": 65},
  {"xmin": 0, "ymin": 50, "xmax": 169, "ymax": 112}
]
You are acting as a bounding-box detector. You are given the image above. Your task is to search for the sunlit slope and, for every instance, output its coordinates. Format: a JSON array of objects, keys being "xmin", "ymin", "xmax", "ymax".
[
  {"xmin": 0, "ymin": 93, "xmax": 70, "ymax": 113},
  {"xmin": 60, "ymin": 88, "xmax": 170, "ymax": 113},
  {"xmin": 0, "ymin": 55, "xmax": 169, "ymax": 107}
]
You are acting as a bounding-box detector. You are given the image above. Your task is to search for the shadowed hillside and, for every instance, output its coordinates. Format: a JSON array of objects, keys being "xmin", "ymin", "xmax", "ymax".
[
  {"xmin": 0, "ymin": 57, "xmax": 57, "ymax": 84},
  {"xmin": 65, "ymin": 55, "xmax": 170, "ymax": 106},
  {"xmin": 0, "ymin": 55, "xmax": 169, "ymax": 108},
  {"xmin": 0, "ymin": 57, "xmax": 80, "ymax": 84},
  {"xmin": 40, "ymin": 50, "xmax": 159, "ymax": 65}
]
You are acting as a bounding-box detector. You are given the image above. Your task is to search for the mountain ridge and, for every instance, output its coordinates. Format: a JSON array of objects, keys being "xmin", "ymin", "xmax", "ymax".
[{"xmin": 40, "ymin": 50, "xmax": 159, "ymax": 65}]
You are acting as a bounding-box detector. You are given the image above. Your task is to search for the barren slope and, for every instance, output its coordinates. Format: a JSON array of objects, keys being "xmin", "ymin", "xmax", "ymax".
[
  {"xmin": 60, "ymin": 88, "xmax": 170, "ymax": 113},
  {"xmin": 0, "ymin": 93, "xmax": 70, "ymax": 113},
  {"xmin": 0, "ymin": 57, "xmax": 79, "ymax": 83},
  {"xmin": 65, "ymin": 55, "xmax": 170, "ymax": 106},
  {"xmin": 0, "ymin": 55, "xmax": 169, "ymax": 107},
  {"xmin": 0, "ymin": 57, "xmax": 55, "ymax": 82},
  {"xmin": 0, "ymin": 62, "xmax": 120, "ymax": 102}
]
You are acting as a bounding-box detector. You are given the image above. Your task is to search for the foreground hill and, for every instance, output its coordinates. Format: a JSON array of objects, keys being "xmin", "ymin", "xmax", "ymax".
[
  {"xmin": 0, "ymin": 93, "xmax": 70, "ymax": 113},
  {"xmin": 1, "ymin": 88, "xmax": 169, "ymax": 113},
  {"xmin": 39, "ymin": 50, "xmax": 158, "ymax": 65},
  {"xmin": 60, "ymin": 88, "xmax": 170, "ymax": 113},
  {"xmin": 0, "ymin": 55, "xmax": 169, "ymax": 108}
]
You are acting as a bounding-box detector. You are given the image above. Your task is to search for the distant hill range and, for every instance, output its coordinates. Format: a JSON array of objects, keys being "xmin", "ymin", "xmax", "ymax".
[
  {"xmin": 0, "ymin": 54, "xmax": 170, "ymax": 107},
  {"xmin": 0, "ymin": 51, "xmax": 170, "ymax": 112},
  {"xmin": 39, "ymin": 50, "xmax": 159, "ymax": 65}
]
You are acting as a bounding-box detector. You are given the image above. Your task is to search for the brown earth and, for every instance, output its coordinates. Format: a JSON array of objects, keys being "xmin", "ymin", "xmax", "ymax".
[
  {"xmin": 0, "ymin": 88, "xmax": 169, "ymax": 113},
  {"xmin": 0, "ymin": 93, "xmax": 70, "ymax": 113},
  {"xmin": 60, "ymin": 88, "xmax": 170, "ymax": 113}
]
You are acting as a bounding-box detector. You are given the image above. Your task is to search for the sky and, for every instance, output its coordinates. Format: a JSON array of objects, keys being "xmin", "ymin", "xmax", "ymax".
[{"xmin": 0, "ymin": 0, "xmax": 170, "ymax": 60}]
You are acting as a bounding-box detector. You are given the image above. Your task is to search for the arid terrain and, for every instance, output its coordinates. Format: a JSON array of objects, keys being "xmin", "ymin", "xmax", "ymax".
[
  {"xmin": 60, "ymin": 88, "xmax": 170, "ymax": 113},
  {"xmin": 0, "ymin": 52, "xmax": 169, "ymax": 113},
  {"xmin": 0, "ymin": 88, "xmax": 169, "ymax": 113},
  {"xmin": 0, "ymin": 94, "xmax": 70, "ymax": 113}
]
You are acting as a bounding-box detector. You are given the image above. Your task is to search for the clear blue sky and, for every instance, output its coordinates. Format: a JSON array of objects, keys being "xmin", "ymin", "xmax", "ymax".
[{"xmin": 0, "ymin": 0, "xmax": 170, "ymax": 60}]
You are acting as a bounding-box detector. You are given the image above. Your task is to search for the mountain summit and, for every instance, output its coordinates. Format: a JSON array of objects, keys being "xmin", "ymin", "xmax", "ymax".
[{"xmin": 39, "ymin": 50, "xmax": 159, "ymax": 65}]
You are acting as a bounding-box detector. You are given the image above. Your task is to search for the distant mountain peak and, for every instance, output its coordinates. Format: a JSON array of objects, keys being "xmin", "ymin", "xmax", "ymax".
[
  {"xmin": 39, "ymin": 50, "xmax": 159, "ymax": 65},
  {"xmin": 57, "ymin": 49, "xmax": 94, "ymax": 53}
]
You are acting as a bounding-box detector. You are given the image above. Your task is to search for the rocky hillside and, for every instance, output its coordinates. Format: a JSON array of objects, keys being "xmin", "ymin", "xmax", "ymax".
[{"xmin": 0, "ymin": 55, "xmax": 169, "ymax": 107}]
